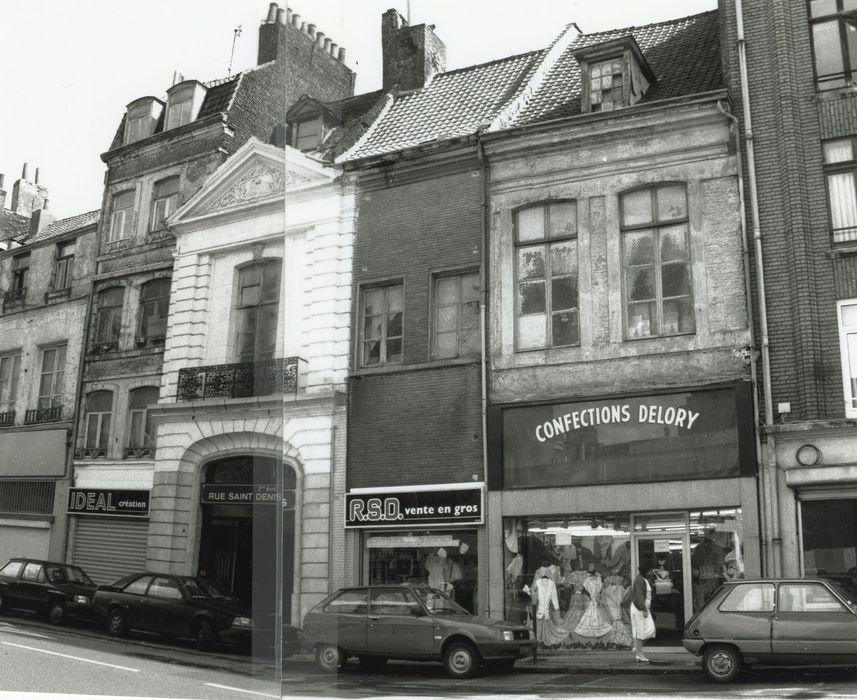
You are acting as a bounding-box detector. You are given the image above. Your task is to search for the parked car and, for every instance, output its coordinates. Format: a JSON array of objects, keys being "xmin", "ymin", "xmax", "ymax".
[
  {"xmin": 683, "ymin": 577, "xmax": 857, "ymax": 682},
  {"xmin": 92, "ymin": 572, "xmax": 255, "ymax": 651},
  {"xmin": 0, "ymin": 558, "xmax": 97, "ymax": 625},
  {"xmin": 302, "ymin": 583, "xmax": 536, "ymax": 678}
]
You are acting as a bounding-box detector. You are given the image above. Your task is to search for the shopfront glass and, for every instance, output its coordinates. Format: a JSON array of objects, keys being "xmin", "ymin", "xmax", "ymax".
[
  {"xmin": 365, "ymin": 530, "xmax": 478, "ymax": 613},
  {"xmin": 800, "ymin": 498, "xmax": 857, "ymax": 598},
  {"xmin": 503, "ymin": 508, "xmax": 743, "ymax": 648}
]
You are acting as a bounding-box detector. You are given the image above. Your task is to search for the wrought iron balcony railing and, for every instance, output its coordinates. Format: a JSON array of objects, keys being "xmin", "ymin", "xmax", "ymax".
[
  {"xmin": 176, "ymin": 357, "xmax": 302, "ymax": 401},
  {"xmin": 25, "ymin": 405, "xmax": 63, "ymax": 424},
  {"xmin": 75, "ymin": 447, "xmax": 107, "ymax": 460},
  {"xmin": 0, "ymin": 411, "xmax": 14, "ymax": 427},
  {"xmin": 124, "ymin": 446, "xmax": 154, "ymax": 459}
]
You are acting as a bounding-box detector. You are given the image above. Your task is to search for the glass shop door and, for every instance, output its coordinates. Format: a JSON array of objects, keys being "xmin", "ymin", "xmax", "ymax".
[{"xmin": 630, "ymin": 512, "xmax": 691, "ymax": 645}]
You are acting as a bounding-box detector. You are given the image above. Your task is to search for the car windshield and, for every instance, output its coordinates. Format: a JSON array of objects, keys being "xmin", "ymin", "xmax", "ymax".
[
  {"xmin": 413, "ymin": 587, "xmax": 470, "ymax": 616},
  {"xmin": 47, "ymin": 565, "xmax": 93, "ymax": 585},
  {"xmin": 179, "ymin": 578, "xmax": 211, "ymax": 598}
]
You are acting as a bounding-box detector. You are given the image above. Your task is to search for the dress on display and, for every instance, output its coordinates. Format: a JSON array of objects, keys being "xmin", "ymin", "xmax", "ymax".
[
  {"xmin": 573, "ymin": 572, "xmax": 613, "ymax": 642},
  {"xmin": 560, "ymin": 569, "xmax": 589, "ymax": 633},
  {"xmin": 532, "ymin": 577, "xmax": 569, "ymax": 646},
  {"xmin": 602, "ymin": 575, "xmax": 633, "ymax": 647}
]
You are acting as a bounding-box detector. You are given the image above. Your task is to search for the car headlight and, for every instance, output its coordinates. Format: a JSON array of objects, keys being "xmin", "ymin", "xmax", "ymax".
[
  {"xmin": 502, "ymin": 630, "xmax": 515, "ymax": 642},
  {"xmin": 231, "ymin": 616, "xmax": 253, "ymax": 628},
  {"xmin": 74, "ymin": 595, "xmax": 89, "ymax": 605}
]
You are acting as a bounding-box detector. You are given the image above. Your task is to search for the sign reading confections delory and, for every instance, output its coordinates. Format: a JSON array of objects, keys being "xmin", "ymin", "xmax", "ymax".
[
  {"xmin": 345, "ymin": 485, "xmax": 484, "ymax": 528},
  {"xmin": 67, "ymin": 489, "xmax": 150, "ymax": 517}
]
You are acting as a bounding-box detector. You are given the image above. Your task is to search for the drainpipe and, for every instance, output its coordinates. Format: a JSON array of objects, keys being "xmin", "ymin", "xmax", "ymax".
[
  {"xmin": 717, "ymin": 99, "xmax": 768, "ymax": 575},
  {"xmin": 476, "ymin": 132, "xmax": 490, "ymax": 615},
  {"xmin": 734, "ymin": 0, "xmax": 781, "ymax": 576}
]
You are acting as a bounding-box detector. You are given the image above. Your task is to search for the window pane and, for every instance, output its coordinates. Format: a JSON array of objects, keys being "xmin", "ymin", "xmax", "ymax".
[
  {"xmin": 779, "ymin": 584, "xmax": 846, "ymax": 612},
  {"xmin": 363, "ymin": 340, "xmax": 380, "ymax": 365},
  {"xmin": 261, "ymin": 262, "xmax": 281, "ymax": 302},
  {"xmin": 551, "ymin": 275, "xmax": 578, "ymax": 311},
  {"xmin": 842, "ymin": 302, "xmax": 857, "ymax": 325},
  {"xmin": 519, "ymin": 281, "xmax": 546, "ymax": 314},
  {"xmin": 550, "ymin": 240, "xmax": 576, "ymax": 275},
  {"xmin": 810, "ymin": 0, "xmax": 837, "ymax": 16},
  {"xmin": 813, "ymin": 21, "xmax": 846, "ymax": 78},
  {"xmin": 460, "ymin": 326, "xmax": 480, "ymax": 356},
  {"xmin": 847, "ymin": 332, "xmax": 857, "ymax": 406},
  {"xmin": 99, "ymin": 415, "xmax": 111, "ymax": 449},
  {"xmin": 627, "ymin": 268, "xmax": 655, "ymax": 301},
  {"xmin": 828, "ymin": 172, "xmax": 857, "ymax": 240},
  {"xmin": 386, "ymin": 311, "xmax": 403, "ymax": 338},
  {"xmin": 387, "ymin": 285, "xmax": 403, "ymax": 312},
  {"xmin": 622, "ymin": 189, "xmax": 652, "ymax": 227},
  {"xmin": 847, "ymin": 17, "xmax": 857, "ymax": 70},
  {"xmin": 154, "ymin": 177, "xmax": 179, "ymax": 198},
  {"xmin": 517, "ymin": 247, "xmax": 545, "ymax": 279},
  {"xmin": 461, "ymin": 273, "xmax": 480, "ymax": 303},
  {"xmin": 386, "ymin": 338, "xmax": 402, "ymax": 363},
  {"xmin": 129, "ymin": 411, "xmax": 143, "ymax": 448},
  {"xmin": 552, "ymin": 310, "xmax": 579, "ymax": 346},
  {"xmin": 130, "ymin": 387, "xmax": 159, "ymax": 410},
  {"xmin": 624, "ymin": 230, "xmax": 654, "ymax": 265},
  {"xmin": 663, "ymin": 297, "xmax": 695, "ymax": 334},
  {"xmin": 86, "ymin": 414, "xmax": 99, "ymax": 447},
  {"xmin": 436, "ymin": 277, "xmax": 458, "ymax": 306},
  {"xmin": 517, "ymin": 207, "xmax": 545, "ymax": 242},
  {"xmin": 824, "ymin": 139, "xmax": 855, "ymax": 163},
  {"xmin": 660, "ymin": 224, "xmax": 690, "ymax": 261},
  {"xmin": 364, "ymin": 288, "xmax": 384, "ymax": 317},
  {"xmin": 657, "ymin": 184, "xmax": 687, "ymax": 222},
  {"xmin": 627, "ymin": 302, "xmax": 656, "ymax": 338},
  {"xmin": 517, "ymin": 314, "xmax": 546, "ymax": 349},
  {"xmin": 719, "ymin": 584, "xmax": 775, "ymax": 612},
  {"xmin": 436, "ymin": 306, "xmax": 457, "ymax": 333},
  {"xmin": 87, "ymin": 391, "xmax": 112, "ymax": 412},
  {"xmin": 662, "ymin": 262, "xmax": 692, "ymax": 297},
  {"xmin": 461, "ymin": 300, "xmax": 479, "ymax": 329},
  {"xmin": 549, "ymin": 202, "xmax": 577, "ymax": 237},
  {"xmin": 363, "ymin": 313, "xmax": 381, "ymax": 342},
  {"xmin": 436, "ymin": 332, "xmax": 457, "ymax": 359}
]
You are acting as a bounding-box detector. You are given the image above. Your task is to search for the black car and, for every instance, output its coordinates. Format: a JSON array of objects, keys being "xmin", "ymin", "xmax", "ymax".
[
  {"xmin": 92, "ymin": 572, "xmax": 254, "ymax": 650},
  {"xmin": 0, "ymin": 558, "xmax": 98, "ymax": 624}
]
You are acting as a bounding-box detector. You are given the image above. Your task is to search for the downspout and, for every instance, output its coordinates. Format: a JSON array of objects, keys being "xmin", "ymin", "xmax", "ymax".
[
  {"xmin": 734, "ymin": 0, "xmax": 781, "ymax": 576},
  {"xmin": 717, "ymin": 99, "xmax": 768, "ymax": 575},
  {"xmin": 476, "ymin": 132, "xmax": 490, "ymax": 614}
]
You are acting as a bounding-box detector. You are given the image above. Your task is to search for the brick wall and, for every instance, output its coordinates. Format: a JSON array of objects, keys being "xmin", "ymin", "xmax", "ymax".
[{"xmin": 285, "ymin": 23, "xmax": 355, "ymax": 107}]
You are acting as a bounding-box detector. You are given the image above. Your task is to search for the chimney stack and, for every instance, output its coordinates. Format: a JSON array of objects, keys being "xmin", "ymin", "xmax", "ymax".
[
  {"xmin": 11, "ymin": 163, "xmax": 48, "ymax": 218},
  {"xmin": 381, "ymin": 9, "xmax": 447, "ymax": 92},
  {"xmin": 29, "ymin": 199, "xmax": 54, "ymax": 237}
]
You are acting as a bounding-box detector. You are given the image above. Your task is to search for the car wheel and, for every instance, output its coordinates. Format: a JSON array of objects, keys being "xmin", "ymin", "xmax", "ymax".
[
  {"xmin": 358, "ymin": 655, "xmax": 387, "ymax": 671},
  {"xmin": 195, "ymin": 618, "xmax": 217, "ymax": 651},
  {"xmin": 48, "ymin": 601, "xmax": 66, "ymax": 625},
  {"xmin": 444, "ymin": 641, "xmax": 479, "ymax": 679},
  {"xmin": 702, "ymin": 644, "xmax": 742, "ymax": 683},
  {"xmin": 107, "ymin": 608, "xmax": 128, "ymax": 638},
  {"xmin": 316, "ymin": 644, "xmax": 345, "ymax": 672}
]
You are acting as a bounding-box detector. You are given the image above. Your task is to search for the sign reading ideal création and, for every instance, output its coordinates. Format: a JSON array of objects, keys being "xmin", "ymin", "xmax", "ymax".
[
  {"xmin": 201, "ymin": 484, "xmax": 295, "ymax": 508},
  {"xmin": 67, "ymin": 489, "xmax": 150, "ymax": 517},
  {"xmin": 345, "ymin": 486, "xmax": 484, "ymax": 528}
]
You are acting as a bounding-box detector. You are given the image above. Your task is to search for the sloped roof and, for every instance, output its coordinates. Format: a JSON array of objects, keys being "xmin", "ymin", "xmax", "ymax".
[
  {"xmin": 24, "ymin": 210, "xmax": 100, "ymax": 244},
  {"xmin": 343, "ymin": 10, "xmax": 722, "ymax": 162},
  {"xmin": 0, "ymin": 209, "xmax": 30, "ymax": 244}
]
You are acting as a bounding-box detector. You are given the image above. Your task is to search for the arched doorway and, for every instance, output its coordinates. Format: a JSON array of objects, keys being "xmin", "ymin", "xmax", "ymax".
[{"xmin": 196, "ymin": 455, "xmax": 296, "ymax": 624}]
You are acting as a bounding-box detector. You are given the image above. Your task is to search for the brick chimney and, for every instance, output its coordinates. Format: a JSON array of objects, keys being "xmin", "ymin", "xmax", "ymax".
[
  {"xmin": 29, "ymin": 200, "xmax": 54, "ymax": 236},
  {"xmin": 381, "ymin": 9, "xmax": 446, "ymax": 92},
  {"xmin": 258, "ymin": 2, "xmax": 287, "ymax": 64},
  {"xmin": 11, "ymin": 163, "xmax": 48, "ymax": 217}
]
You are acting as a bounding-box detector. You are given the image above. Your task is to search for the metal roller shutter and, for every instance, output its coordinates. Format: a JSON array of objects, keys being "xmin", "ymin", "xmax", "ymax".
[{"xmin": 72, "ymin": 517, "xmax": 149, "ymax": 584}]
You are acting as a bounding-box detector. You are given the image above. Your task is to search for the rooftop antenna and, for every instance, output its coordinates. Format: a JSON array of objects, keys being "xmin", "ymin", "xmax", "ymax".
[{"xmin": 228, "ymin": 25, "xmax": 243, "ymax": 77}]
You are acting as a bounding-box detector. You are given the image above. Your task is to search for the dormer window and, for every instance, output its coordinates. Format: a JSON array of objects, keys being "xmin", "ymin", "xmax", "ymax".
[
  {"xmin": 293, "ymin": 117, "xmax": 322, "ymax": 152},
  {"xmin": 164, "ymin": 80, "xmax": 207, "ymax": 131},
  {"xmin": 286, "ymin": 96, "xmax": 341, "ymax": 153},
  {"xmin": 124, "ymin": 97, "xmax": 164, "ymax": 145},
  {"xmin": 575, "ymin": 36, "xmax": 655, "ymax": 115}
]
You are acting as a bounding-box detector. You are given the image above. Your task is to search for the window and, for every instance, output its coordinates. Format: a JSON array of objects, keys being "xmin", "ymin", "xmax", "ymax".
[
  {"xmin": 839, "ymin": 300, "xmax": 857, "ymax": 416},
  {"xmin": 53, "ymin": 241, "xmax": 75, "ymax": 291},
  {"xmin": 21, "ymin": 563, "xmax": 45, "ymax": 583},
  {"xmin": 83, "ymin": 391, "xmax": 113, "ymax": 455},
  {"xmin": 323, "ymin": 589, "xmax": 368, "ymax": 614},
  {"xmin": 94, "ymin": 288, "xmax": 124, "ymax": 349},
  {"xmin": 166, "ymin": 86, "xmax": 194, "ymax": 130},
  {"xmin": 148, "ymin": 577, "xmax": 183, "ymax": 601},
  {"xmin": 370, "ymin": 589, "xmax": 422, "ymax": 616},
  {"xmin": 124, "ymin": 575, "xmax": 153, "ymax": 596},
  {"xmin": 150, "ymin": 177, "xmax": 179, "ymax": 232},
  {"xmin": 621, "ymin": 184, "xmax": 694, "ymax": 339},
  {"xmin": 800, "ymin": 497, "xmax": 857, "ymax": 598},
  {"xmin": 108, "ymin": 190, "xmax": 134, "ymax": 242},
  {"xmin": 37, "ymin": 345, "xmax": 66, "ymax": 409},
  {"xmin": 361, "ymin": 283, "xmax": 403, "ymax": 366},
  {"xmin": 809, "ymin": 0, "xmax": 857, "ymax": 89},
  {"xmin": 719, "ymin": 583, "xmax": 775, "ymax": 612},
  {"xmin": 10, "ymin": 252, "xmax": 29, "ymax": 297},
  {"xmin": 139, "ymin": 278, "xmax": 171, "ymax": 340},
  {"xmin": 293, "ymin": 117, "xmax": 322, "ymax": 151},
  {"xmin": 823, "ymin": 138, "xmax": 857, "ymax": 243},
  {"xmin": 128, "ymin": 387, "xmax": 158, "ymax": 453},
  {"xmin": 779, "ymin": 583, "xmax": 847, "ymax": 612},
  {"xmin": 589, "ymin": 59, "xmax": 624, "ymax": 112},
  {"xmin": 125, "ymin": 101, "xmax": 158, "ymax": 144},
  {"xmin": 235, "ymin": 260, "xmax": 281, "ymax": 362},
  {"xmin": 0, "ymin": 352, "xmax": 21, "ymax": 411},
  {"xmin": 515, "ymin": 201, "xmax": 579, "ymax": 350},
  {"xmin": 433, "ymin": 271, "xmax": 480, "ymax": 359},
  {"xmin": 0, "ymin": 561, "xmax": 22, "ymax": 578}
]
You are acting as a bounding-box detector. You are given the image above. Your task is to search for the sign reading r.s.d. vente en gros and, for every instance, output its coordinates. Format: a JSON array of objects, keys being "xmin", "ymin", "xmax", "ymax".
[{"xmin": 345, "ymin": 485, "xmax": 484, "ymax": 528}]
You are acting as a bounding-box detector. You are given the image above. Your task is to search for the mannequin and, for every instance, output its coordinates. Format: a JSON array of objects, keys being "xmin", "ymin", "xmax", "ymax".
[
  {"xmin": 573, "ymin": 564, "xmax": 613, "ymax": 643},
  {"xmin": 424, "ymin": 547, "xmax": 462, "ymax": 593}
]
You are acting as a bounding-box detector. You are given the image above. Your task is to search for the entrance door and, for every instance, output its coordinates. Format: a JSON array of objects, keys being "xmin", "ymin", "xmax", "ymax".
[{"xmin": 631, "ymin": 513, "xmax": 691, "ymax": 643}]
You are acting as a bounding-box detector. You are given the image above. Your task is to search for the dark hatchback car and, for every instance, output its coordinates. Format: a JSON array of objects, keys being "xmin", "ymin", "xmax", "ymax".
[
  {"xmin": 302, "ymin": 583, "xmax": 535, "ymax": 678},
  {"xmin": 92, "ymin": 572, "xmax": 254, "ymax": 650},
  {"xmin": 0, "ymin": 558, "xmax": 97, "ymax": 624},
  {"xmin": 683, "ymin": 578, "xmax": 857, "ymax": 682}
]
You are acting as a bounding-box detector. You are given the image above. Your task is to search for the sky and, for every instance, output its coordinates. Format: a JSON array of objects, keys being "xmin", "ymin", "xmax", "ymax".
[{"xmin": 0, "ymin": 0, "xmax": 715, "ymax": 220}]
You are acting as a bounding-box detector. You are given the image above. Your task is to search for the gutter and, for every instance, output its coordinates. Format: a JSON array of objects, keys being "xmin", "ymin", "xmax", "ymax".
[{"xmin": 734, "ymin": 0, "xmax": 780, "ymax": 576}]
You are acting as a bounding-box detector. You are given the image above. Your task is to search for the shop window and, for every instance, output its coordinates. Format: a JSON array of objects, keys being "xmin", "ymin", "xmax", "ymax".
[
  {"xmin": 235, "ymin": 259, "xmax": 281, "ymax": 362},
  {"xmin": 150, "ymin": 177, "xmax": 180, "ymax": 233},
  {"xmin": 94, "ymin": 287, "xmax": 124, "ymax": 350},
  {"xmin": 83, "ymin": 390, "xmax": 113, "ymax": 458},
  {"xmin": 800, "ymin": 498, "xmax": 857, "ymax": 598},
  {"xmin": 823, "ymin": 138, "xmax": 857, "ymax": 243},
  {"xmin": 127, "ymin": 386, "xmax": 158, "ymax": 457},
  {"xmin": 514, "ymin": 201, "xmax": 578, "ymax": 350},
  {"xmin": 108, "ymin": 190, "xmax": 134, "ymax": 242},
  {"xmin": 838, "ymin": 300, "xmax": 857, "ymax": 417},
  {"xmin": 809, "ymin": 0, "xmax": 857, "ymax": 90},
  {"xmin": 37, "ymin": 344, "xmax": 66, "ymax": 410},
  {"xmin": 139, "ymin": 278, "xmax": 171, "ymax": 342},
  {"xmin": 360, "ymin": 282, "xmax": 403, "ymax": 366},
  {"xmin": 433, "ymin": 271, "xmax": 479, "ymax": 359},
  {"xmin": 621, "ymin": 184, "xmax": 694, "ymax": 339},
  {"xmin": 0, "ymin": 351, "xmax": 21, "ymax": 413},
  {"xmin": 52, "ymin": 241, "xmax": 75, "ymax": 292},
  {"xmin": 719, "ymin": 583, "xmax": 774, "ymax": 613}
]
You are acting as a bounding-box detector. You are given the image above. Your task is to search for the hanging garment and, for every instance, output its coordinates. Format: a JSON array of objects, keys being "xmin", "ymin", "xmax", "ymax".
[
  {"xmin": 504, "ymin": 519, "xmax": 522, "ymax": 553},
  {"xmin": 505, "ymin": 553, "xmax": 523, "ymax": 583},
  {"xmin": 559, "ymin": 571, "xmax": 589, "ymax": 633},
  {"xmin": 533, "ymin": 577, "xmax": 559, "ymax": 620},
  {"xmin": 532, "ymin": 564, "xmax": 560, "ymax": 587},
  {"xmin": 573, "ymin": 573, "xmax": 613, "ymax": 641},
  {"xmin": 533, "ymin": 577, "xmax": 569, "ymax": 646}
]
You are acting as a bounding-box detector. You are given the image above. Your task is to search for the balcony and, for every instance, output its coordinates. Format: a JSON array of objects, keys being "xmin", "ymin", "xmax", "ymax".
[
  {"xmin": 176, "ymin": 357, "xmax": 303, "ymax": 401},
  {"xmin": 0, "ymin": 411, "xmax": 14, "ymax": 427},
  {"xmin": 75, "ymin": 447, "xmax": 106, "ymax": 460},
  {"xmin": 2, "ymin": 287, "xmax": 26, "ymax": 313},
  {"xmin": 25, "ymin": 405, "xmax": 63, "ymax": 424}
]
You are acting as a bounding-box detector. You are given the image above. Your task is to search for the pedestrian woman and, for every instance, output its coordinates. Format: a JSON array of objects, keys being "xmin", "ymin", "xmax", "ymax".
[{"xmin": 630, "ymin": 559, "xmax": 656, "ymax": 662}]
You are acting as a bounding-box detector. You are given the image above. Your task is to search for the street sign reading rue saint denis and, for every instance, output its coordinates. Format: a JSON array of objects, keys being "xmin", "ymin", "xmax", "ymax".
[{"xmin": 201, "ymin": 484, "xmax": 295, "ymax": 509}]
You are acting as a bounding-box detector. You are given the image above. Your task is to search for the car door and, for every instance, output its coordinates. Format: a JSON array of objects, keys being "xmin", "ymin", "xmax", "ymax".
[
  {"xmin": 772, "ymin": 582, "xmax": 857, "ymax": 664},
  {"xmin": 712, "ymin": 582, "xmax": 775, "ymax": 659},
  {"xmin": 118, "ymin": 575, "xmax": 154, "ymax": 630},
  {"xmin": 0, "ymin": 560, "xmax": 25, "ymax": 606},
  {"xmin": 17, "ymin": 563, "xmax": 47, "ymax": 611},
  {"xmin": 367, "ymin": 588, "xmax": 435, "ymax": 658},
  {"xmin": 142, "ymin": 577, "xmax": 188, "ymax": 637},
  {"xmin": 313, "ymin": 589, "xmax": 368, "ymax": 654}
]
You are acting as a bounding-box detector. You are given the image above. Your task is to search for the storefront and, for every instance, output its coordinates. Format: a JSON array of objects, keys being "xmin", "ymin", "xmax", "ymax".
[
  {"xmin": 488, "ymin": 382, "xmax": 759, "ymax": 646},
  {"xmin": 797, "ymin": 489, "xmax": 857, "ymax": 598},
  {"xmin": 66, "ymin": 488, "xmax": 150, "ymax": 584},
  {"xmin": 345, "ymin": 484, "xmax": 485, "ymax": 613}
]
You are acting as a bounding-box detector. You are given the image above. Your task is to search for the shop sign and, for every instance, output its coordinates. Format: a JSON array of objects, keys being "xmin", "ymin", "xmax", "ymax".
[
  {"xmin": 67, "ymin": 489, "xmax": 150, "ymax": 517},
  {"xmin": 201, "ymin": 484, "xmax": 294, "ymax": 508},
  {"xmin": 345, "ymin": 486, "xmax": 484, "ymax": 528}
]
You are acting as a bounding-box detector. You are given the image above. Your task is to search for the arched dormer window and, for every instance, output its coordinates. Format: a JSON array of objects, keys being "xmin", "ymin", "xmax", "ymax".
[{"xmin": 235, "ymin": 259, "xmax": 281, "ymax": 362}]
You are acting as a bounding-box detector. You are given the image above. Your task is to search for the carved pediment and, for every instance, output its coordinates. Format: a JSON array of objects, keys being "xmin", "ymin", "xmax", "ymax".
[{"xmin": 205, "ymin": 162, "xmax": 284, "ymax": 213}]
